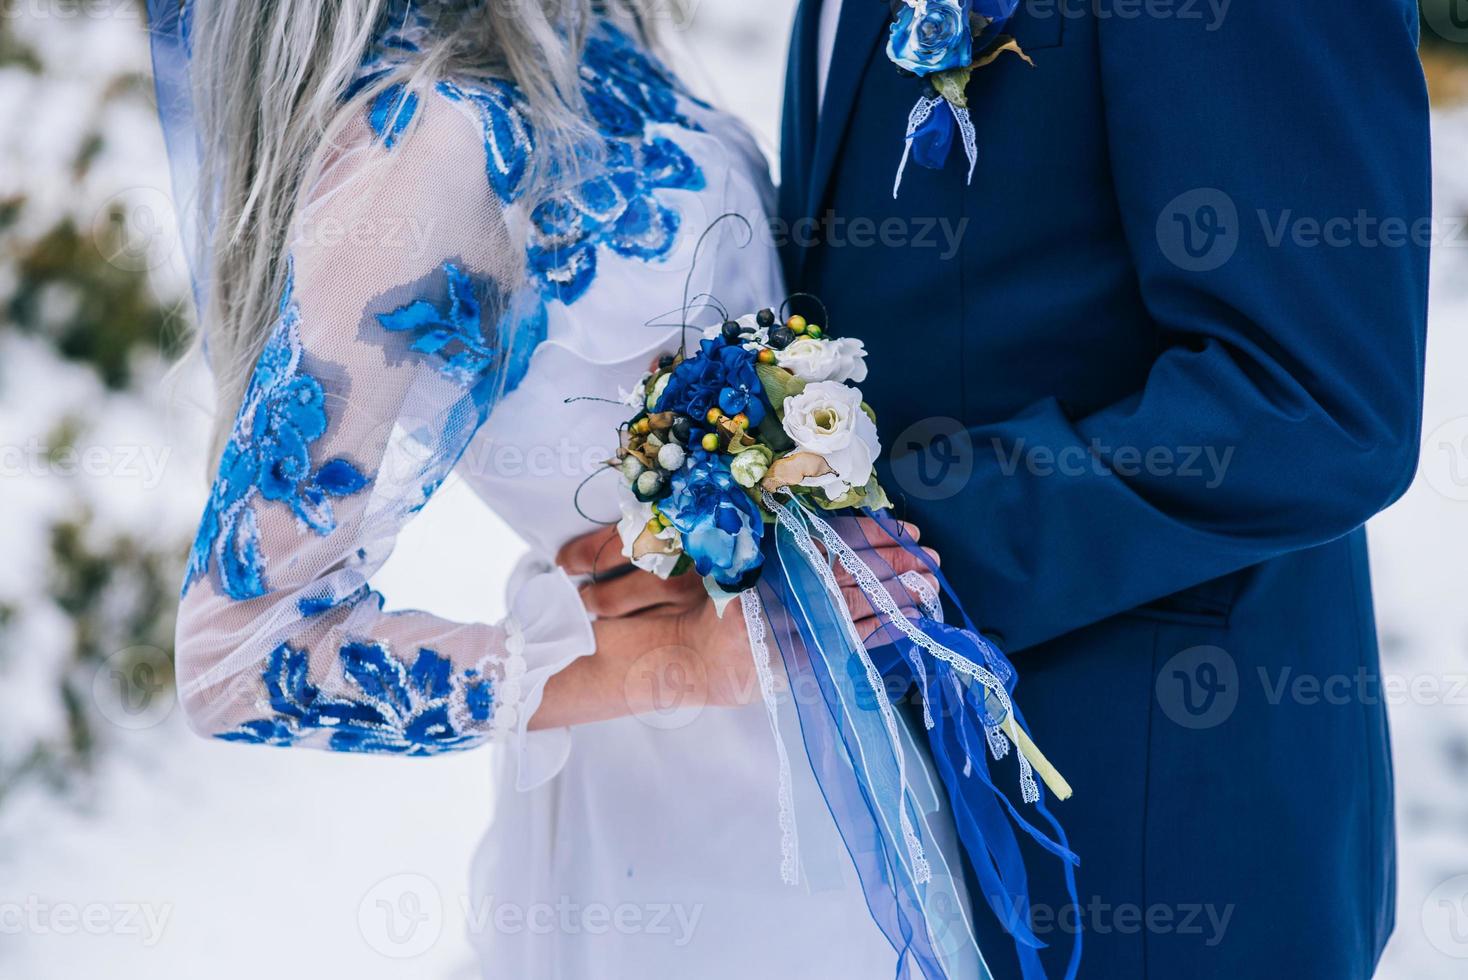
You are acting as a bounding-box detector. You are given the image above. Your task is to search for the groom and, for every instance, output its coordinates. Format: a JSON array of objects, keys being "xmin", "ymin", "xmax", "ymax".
[{"xmin": 777, "ymin": 0, "xmax": 1430, "ymax": 977}]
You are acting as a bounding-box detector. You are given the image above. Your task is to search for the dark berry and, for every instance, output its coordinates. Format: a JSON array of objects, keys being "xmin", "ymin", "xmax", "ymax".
[
  {"xmin": 658, "ymin": 353, "xmax": 674, "ymax": 369},
  {"xmin": 769, "ymin": 325, "xmax": 795, "ymax": 350},
  {"xmin": 721, "ymin": 320, "xmax": 744, "ymax": 343},
  {"xmin": 755, "ymin": 308, "xmax": 776, "ymax": 329}
]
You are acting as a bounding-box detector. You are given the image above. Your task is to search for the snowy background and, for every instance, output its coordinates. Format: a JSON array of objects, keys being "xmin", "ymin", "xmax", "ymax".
[{"xmin": 0, "ymin": 2, "xmax": 1465, "ymax": 977}]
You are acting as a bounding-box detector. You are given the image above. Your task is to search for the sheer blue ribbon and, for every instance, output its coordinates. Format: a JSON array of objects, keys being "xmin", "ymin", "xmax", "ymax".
[
  {"xmin": 146, "ymin": 1, "xmax": 211, "ymax": 327},
  {"xmin": 756, "ymin": 496, "xmax": 1080, "ymax": 979}
]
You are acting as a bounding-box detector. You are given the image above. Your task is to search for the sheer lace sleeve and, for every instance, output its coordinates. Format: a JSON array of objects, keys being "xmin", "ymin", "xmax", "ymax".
[{"xmin": 174, "ymin": 85, "xmax": 594, "ymax": 757}]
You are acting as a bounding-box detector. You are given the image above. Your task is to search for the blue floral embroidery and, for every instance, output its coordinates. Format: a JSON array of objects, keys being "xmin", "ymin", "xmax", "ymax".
[
  {"xmin": 377, "ymin": 262, "xmax": 500, "ymax": 384},
  {"xmin": 354, "ymin": 18, "xmax": 705, "ymax": 303},
  {"xmin": 219, "ymin": 640, "xmax": 494, "ymax": 755},
  {"xmin": 526, "ymin": 29, "xmax": 707, "ymax": 303},
  {"xmin": 375, "ymin": 261, "xmax": 548, "ymax": 392},
  {"xmin": 436, "ymin": 78, "xmax": 534, "ymax": 204},
  {"xmin": 369, "ymin": 83, "xmax": 419, "ymax": 147},
  {"xmin": 435, "ymin": 25, "xmax": 707, "ymax": 304},
  {"xmin": 183, "ymin": 264, "xmax": 371, "ymax": 601}
]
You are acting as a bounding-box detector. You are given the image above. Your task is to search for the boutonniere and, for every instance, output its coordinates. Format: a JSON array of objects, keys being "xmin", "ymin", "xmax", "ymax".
[{"xmin": 886, "ymin": 0, "xmax": 1034, "ymax": 197}]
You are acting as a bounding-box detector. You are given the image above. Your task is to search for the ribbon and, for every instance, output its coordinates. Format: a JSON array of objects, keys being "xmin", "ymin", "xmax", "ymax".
[
  {"xmin": 747, "ymin": 493, "xmax": 1080, "ymax": 979},
  {"xmin": 146, "ymin": 0, "xmax": 212, "ymax": 326}
]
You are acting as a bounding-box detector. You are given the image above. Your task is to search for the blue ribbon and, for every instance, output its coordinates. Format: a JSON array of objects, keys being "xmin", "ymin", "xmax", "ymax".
[
  {"xmin": 146, "ymin": 0, "xmax": 210, "ymax": 327},
  {"xmin": 910, "ymin": 107, "xmax": 955, "ymax": 172},
  {"xmin": 759, "ymin": 500, "xmax": 1081, "ymax": 979}
]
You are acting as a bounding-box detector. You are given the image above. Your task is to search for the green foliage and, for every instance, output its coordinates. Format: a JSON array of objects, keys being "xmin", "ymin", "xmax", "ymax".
[
  {"xmin": 4, "ymin": 208, "xmax": 181, "ymax": 388},
  {"xmin": 0, "ymin": 21, "xmax": 43, "ymax": 73},
  {"xmin": 0, "ymin": 510, "xmax": 182, "ymax": 800}
]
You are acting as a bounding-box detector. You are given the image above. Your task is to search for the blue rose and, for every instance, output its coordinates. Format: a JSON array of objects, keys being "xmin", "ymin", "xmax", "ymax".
[
  {"xmin": 655, "ymin": 337, "xmax": 767, "ymax": 428},
  {"xmin": 887, "ymin": 0, "xmax": 974, "ymax": 77},
  {"xmin": 662, "ymin": 450, "xmax": 765, "ymax": 589}
]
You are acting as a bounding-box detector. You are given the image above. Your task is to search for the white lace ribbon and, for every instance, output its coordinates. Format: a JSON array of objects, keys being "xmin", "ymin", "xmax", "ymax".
[
  {"xmin": 894, "ymin": 95, "xmax": 944, "ymax": 199},
  {"xmin": 761, "ymin": 491, "xmax": 933, "ymax": 885},
  {"xmin": 740, "ymin": 589, "xmax": 800, "ymax": 886},
  {"xmin": 893, "ymin": 96, "xmax": 980, "ymax": 199}
]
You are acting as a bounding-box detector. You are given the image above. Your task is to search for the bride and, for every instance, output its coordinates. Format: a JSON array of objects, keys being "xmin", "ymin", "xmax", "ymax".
[{"xmin": 167, "ymin": 1, "xmax": 955, "ymax": 976}]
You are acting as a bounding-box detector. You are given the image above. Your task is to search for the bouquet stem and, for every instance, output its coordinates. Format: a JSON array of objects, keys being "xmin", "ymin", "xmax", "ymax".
[{"xmin": 1002, "ymin": 714, "xmax": 1073, "ymax": 801}]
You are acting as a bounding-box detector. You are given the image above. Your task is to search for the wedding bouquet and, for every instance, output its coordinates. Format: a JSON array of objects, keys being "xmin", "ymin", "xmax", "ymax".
[
  {"xmin": 615, "ymin": 308, "xmax": 887, "ymax": 604},
  {"xmin": 610, "ymin": 302, "xmax": 1081, "ymax": 979}
]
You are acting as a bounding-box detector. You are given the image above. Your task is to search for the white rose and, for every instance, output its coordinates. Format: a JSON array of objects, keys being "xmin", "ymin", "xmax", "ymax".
[
  {"xmin": 616, "ymin": 486, "xmax": 682, "ymax": 578},
  {"xmin": 776, "ymin": 336, "xmax": 869, "ymax": 384},
  {"xmin": 780, "ymin": 380, "xmax": 881, "ymax": 498}
]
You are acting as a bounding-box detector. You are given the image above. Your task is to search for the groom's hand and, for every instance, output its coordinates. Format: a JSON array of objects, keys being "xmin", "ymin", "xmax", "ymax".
[
  {"xmin": 557, "ymin": 526, "xmax": 707, "ymax": 617},
  {"xmin": 836, "ymin": 518, "xmax": 943, "ymax": 626}
]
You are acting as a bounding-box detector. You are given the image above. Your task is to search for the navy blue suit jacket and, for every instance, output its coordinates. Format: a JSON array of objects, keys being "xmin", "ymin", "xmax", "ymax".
[{"xmin": 779, "ymin": 2, "xmax": 1430, "ymax": 976}]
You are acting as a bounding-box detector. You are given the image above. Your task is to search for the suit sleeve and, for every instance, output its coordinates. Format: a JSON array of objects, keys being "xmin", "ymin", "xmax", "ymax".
[{"xmin": 899, "ymin": 0, "xmax": 1432, "ymax": 651}]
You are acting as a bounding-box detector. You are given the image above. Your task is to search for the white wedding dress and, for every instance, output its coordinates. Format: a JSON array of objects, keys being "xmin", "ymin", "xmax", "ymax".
[{"xmin": 172, "ymin": 12, "xmax": 906, "ymax": 978}]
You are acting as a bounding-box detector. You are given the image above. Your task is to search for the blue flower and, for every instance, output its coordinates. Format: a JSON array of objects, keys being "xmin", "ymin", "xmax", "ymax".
[
  {"xmin": 662, "ymin": 450, "xmax": 766, "ymax": 589},
  {"xmin": 888, "ymin": 0, "xmax": 974, "ymax": 77},
  {"xmin": 184, "ymin": 264, "xmax": 371, "ymax": 601},
  {"xmin": 219, "ymin": 640, "xmax": 494, "ymax": 756},
  {"xmin": 655, "ymin": 338, "xmax": 767, "ymax": 429}
]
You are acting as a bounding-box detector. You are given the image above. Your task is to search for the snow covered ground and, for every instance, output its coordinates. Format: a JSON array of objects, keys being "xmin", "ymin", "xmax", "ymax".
[{"xmin": 1, "ymin": 4, "xmax": 1465, "ymax": 978}]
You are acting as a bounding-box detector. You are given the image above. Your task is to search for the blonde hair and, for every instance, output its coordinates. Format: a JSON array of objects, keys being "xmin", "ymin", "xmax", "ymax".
[{"xmin": 186, "ymin": 0, "xmax": 675, "ymax": 460}]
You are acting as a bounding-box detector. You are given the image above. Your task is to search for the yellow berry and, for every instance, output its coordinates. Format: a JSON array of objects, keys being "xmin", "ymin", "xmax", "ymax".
[
  {"xmin": 733, "ymin": 413, "xmax": 749, "ymax": 429},
  {"xmin": 787, "ymin": 315, "xmax": 807, "ymax": 334},
  {"xmin": 701, "ymin": 433, "xmax": 721, "ymax": 452},
  {"xmin": 645, "ymin": 517, "xmax": 662, "ymax": 535},
  {"xmin": 632, "ymin": 418, "xmax": 651, "ymax": 435},
  {"xmin": 706, "ymin": 408, "xmax": 723, "ymax": 425},
  {"xmin": 806, "ymin": 324, "xmax": 823, "ymax": 339},
  {"xmin": 758, "ymin": 349, "xmax": 776, "ymax": 364}
]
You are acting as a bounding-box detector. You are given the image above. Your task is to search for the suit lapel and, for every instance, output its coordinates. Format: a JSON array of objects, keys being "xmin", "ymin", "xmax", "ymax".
[
  {"xmin": 780, "ymin": 0, "xmax": 822, "ymax": 235},
  {"xmin": 803, "ymin": 0, "xmax": 892, "ymax": 226}
]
